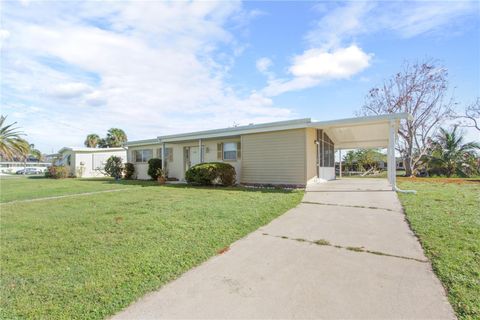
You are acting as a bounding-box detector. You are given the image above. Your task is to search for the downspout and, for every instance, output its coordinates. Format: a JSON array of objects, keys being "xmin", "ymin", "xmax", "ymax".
[
  {"xmin": 389, "ymin": 120, "xmax": 416, "ymax": 194},
  {"xmin": 161, "ymin": 142, "xmax": 166, "ymax": 170}
]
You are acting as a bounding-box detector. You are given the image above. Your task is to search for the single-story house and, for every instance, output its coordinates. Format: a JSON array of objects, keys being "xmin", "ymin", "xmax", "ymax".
[
  {"xmin": 125, "ymin": 113, "xmax": 412, "ymax": 189},
  {"xmin": 53, "ymin": 147, "xmax": 127, "ymax": 178}
]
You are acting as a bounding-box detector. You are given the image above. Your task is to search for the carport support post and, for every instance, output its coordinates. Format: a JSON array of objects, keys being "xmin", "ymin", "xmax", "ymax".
[
  {"xmin": 387, "ymin": 120, "xmax": 396, "ymax": 190},
  {"xmin": 338, "ymin": 149, "xmax": 342, "ymax": 179}
]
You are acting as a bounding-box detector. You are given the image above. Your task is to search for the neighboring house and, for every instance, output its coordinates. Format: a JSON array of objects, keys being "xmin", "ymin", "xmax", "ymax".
[
  {"xmin": 53, "ymin": 147, "xmax": 127, "ymax": 178},
  {"xmin": 126, "ymin": 113, "xmax": 411, "ymax": 189}
]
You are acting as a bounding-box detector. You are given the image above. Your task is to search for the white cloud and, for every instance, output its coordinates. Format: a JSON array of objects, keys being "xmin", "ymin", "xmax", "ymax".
[
  {"xmin": 306, "ymin": 1, "xmax": 478, "ymax": 48},
  {"xmin": 256, "ymin": 57, "xmax": 272, "ymax": 73},
  {"xmin": 262, "ymin": 45, "xmax": 372, "ymax": 97},
  {"xmin": 258, "ymin": 0, "xmax": 477, "ymax": 97},
  {"xmin": 1, "ymin": 1, "xmax": 293, "ymax": 151},
  {"xmin": 49, "ymin": 82, "xmax": 92, "ymax": 99},
  {"xmin": 306, "ymin": 2, "xmax": 372, "ymax": 50},
  {"xmin": 289, "ymin": 45, "xmax": 371, "ymax": 79}
]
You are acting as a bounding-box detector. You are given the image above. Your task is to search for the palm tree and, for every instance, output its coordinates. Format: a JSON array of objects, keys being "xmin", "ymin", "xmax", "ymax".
[
  {"xmin": 428, "ymin": 126, "xmax": 480, "ymax": 177},
  {"xmin": 106, "ymin": 128, "xmax": 127, "ymax": 147},
  {"xmin": 28, "ymin": 144, "xmax": 43, "ymax": 161},
  {"xmin": 0, "ymin": 115, "xmax": 30, "ymax": 160},
  {"xmin": 84, "ymin": 133, "xmax": 100, "ymax": 148}
]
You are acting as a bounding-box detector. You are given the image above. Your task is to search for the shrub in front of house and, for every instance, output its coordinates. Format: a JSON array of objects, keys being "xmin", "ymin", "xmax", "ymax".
[
  {"xmin": 185, "ymin": 162, "xmax": 236, "ymax": 186},
  {"xmin": 105, "ymin": 156, "xmax": 124, "ymax": 179},
  {"xmin": 124, "ymin": 163, "xmax": 135, "ymax": 179},
  {"xmin": 45, "ymin": 165, "xmax": 68, "ymax": 179},
  {"xmin": 147, "ymin": 158, "xmax": 163, "ymax": 180}
]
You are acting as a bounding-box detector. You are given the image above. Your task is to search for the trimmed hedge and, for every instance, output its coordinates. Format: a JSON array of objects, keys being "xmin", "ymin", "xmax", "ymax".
[
  {"xmin": 124, "ymin": 163, "xmax": 135, "ymax": 179},
  {"xmin": 147, "ymin": 158, "xmax": 163, "ymax": 180},
  {"xmin": 45, "ymin": 165, "xmax": 68, "ymax": 179},
  {"xmin": 185, "ymin": 162, "xmax": 236, "ymax": 186}
]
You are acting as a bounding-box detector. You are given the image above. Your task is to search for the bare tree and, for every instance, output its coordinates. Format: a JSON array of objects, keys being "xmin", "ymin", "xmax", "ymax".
[
  {"xmin": 454, "ymin": 98, "xmax": 480, "ymax": 132},
  {"xmin": 357, "ymin": 60, "xmax": 454, "ymax": 176}
]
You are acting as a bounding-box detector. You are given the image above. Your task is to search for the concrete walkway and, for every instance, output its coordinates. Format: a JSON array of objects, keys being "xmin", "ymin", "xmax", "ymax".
[{"xmin": 113, "ymin": 178, "xmax": 455, "ymax": 319}]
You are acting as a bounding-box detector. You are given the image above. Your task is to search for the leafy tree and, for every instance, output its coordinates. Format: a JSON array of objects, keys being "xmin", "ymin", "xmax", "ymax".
[
  {"xmin": 0, "ymin": 115, "xmax": 30, "ymax": 160},
  {"xmin": 427, "ymin": 126, "xmax": 480, "ymax": 177},
  {"xmin": 106, "ymin": 128, "xmax": 127, "ymax": 147},
  {"xmin": 104, "ymin": 156, "xmax": 124, "ymax": 179},
  {"xmin": 455, "ymin": 98, "xmax": 480, "ymax": 132},
  {"xmin": 84, "ymin": 134, "xmax": 101, "ymax": 148},
  {"xmin": 358, "ymin": 60, "xmax": 453, "ymax": 176},
  {"xmin": 356, "ymin": 149, "xmax": 386, "ymax": 171},
  {"xmin": 343, "ymin": 151, "xmax": 356, "ymax": 172}
]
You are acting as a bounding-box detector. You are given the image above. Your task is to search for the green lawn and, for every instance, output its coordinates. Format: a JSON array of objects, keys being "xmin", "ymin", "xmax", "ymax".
[
  {"xmin": 0, "ymin": 178, "xmax": 303, "ymax": 319},
  {"xmin": 0, "ymin": 176, "xmax": 146, "ymax": 203},
  {"xmin": 398, "ymin": 179, "xmax": 480, "ymax": 320}
]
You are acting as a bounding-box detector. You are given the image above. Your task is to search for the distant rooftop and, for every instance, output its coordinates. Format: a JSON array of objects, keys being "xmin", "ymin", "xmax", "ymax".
[{"xmin": 57, "ymin": 147, "xmax": 126, "ymax": 153}]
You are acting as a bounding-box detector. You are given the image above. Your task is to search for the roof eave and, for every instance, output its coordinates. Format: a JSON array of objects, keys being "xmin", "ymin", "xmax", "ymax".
[
  {"xmin": 158, "ymin": 118, "xmax": 312, "ymax": 143},
  {"xmin": 309, "ymin": 113, "xmax": 412, "ymax": 128}
]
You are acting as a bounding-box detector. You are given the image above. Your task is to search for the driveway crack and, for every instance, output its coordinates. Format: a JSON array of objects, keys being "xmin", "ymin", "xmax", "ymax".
[
  {"xmin": 261, "ymin": 232, "xmax": 428, "ymax": 263},
  {"xmin": 301, "ymin": 200, "xmax": 401, "ymax": 213}
]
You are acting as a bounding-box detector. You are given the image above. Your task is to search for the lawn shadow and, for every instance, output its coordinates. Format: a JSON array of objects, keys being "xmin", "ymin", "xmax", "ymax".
[
  {"xmin": 78, "ymin": 178, "xmax": 159, "ymax": 187},
  {"xmin": 77, "ymin": 178, "xmax": 298, "ymax": 193},
  {"xmin": 26, "ymin": 176, "xmax": 49, "ymax": 180}
]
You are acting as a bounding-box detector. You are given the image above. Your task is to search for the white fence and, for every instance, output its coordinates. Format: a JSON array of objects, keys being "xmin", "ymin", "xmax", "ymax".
[{"xmin": 0, "ymin": 162, "xmax": 51, "ymax": 174}]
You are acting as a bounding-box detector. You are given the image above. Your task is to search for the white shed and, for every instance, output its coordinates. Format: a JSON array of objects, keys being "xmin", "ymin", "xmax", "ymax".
[{"xmin": 55, "ymin": 147, "xmax": 127, "ymax": 178}]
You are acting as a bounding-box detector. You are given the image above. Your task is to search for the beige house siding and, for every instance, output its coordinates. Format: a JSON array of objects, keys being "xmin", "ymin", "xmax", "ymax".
[
  {"xmin": 305, "ymin": 127, "xmax": 317, "ymax": 182},
  {"xmin": 127, "ymin": 144, "xmax": 161, "ymax": 180},
  {"xmin": 128, "ymin": 139, "xmax": 242, "ymax": 181},
  {"xmin": 241, "ymin": 129, "xmax": 307, "ymax": 185},
  {"xmin": 166, "ymin": 138, "xmax": 242, "ymax": 181}
]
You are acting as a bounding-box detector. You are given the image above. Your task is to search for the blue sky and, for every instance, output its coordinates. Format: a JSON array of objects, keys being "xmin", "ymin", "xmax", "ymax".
[{"xmin": 1, "ymin": 1, "xmax": 479, "ymax": 152}]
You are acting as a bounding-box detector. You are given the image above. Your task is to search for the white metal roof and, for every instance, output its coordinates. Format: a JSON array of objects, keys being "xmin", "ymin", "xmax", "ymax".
[
  {"xmin": 309, "ymin": 113, "xmax": 412, "ymax": 149},
  {"xmin": 125, "ymin": 113, "xmax": 412, "ymax": 148},
  {"xmin": 124, "ymin": 138, "xmax": 160, "ymax": 147},
  {"xmin": 157, "ymin": 118, "xmax": 311, "ymax": 143},
  {"xmin": 57, "ymin": 147, "xmax": 126, "ymax": 154}
]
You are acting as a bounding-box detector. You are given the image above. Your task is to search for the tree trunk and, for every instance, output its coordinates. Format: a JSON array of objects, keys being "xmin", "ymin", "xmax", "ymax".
[{"xmin": 404, "ymin": 156, "xmax": 414, "ymax": 177}]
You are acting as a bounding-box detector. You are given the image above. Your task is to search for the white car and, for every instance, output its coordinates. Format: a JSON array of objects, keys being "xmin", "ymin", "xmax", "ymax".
[{"xmin": 15, "ymin": 168, "xmax": 44, "ymax": 175}]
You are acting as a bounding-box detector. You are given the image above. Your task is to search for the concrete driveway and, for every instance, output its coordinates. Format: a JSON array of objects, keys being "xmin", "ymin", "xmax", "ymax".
[{"xmin": 113, "ymin": 178, "xmax": 455, "ymax": 319}]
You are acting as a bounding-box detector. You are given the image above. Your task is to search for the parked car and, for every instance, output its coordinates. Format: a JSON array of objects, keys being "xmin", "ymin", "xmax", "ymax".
[{"xmin": 15, "ymin": 168, "xmax": 44, "ymax": 175}]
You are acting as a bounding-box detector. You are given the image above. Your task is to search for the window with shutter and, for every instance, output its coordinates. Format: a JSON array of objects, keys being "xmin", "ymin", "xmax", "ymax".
[{"xmin": 223, "ymin": 142, "xmax": 237, "ymax": 160}]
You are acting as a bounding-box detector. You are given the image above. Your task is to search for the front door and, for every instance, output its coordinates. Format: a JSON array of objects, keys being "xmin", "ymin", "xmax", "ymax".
[{"xmin": 189, "ymin": 146, "xmax": 201, "ymax": 167}]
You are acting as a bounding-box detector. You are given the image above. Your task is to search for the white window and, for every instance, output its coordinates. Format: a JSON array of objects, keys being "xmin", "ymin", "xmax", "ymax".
[
  {"xmin": 135, "ymin": 149, "xmax": 153, "ymax": 163},
  {"xmin": 223, "ymin": 142, "xmax": 237, "ymax": 160}
]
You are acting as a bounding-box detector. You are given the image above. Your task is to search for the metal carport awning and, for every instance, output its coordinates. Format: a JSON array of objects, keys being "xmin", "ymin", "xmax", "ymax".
[{"xmin": 308, "ymin": 113, "xmax": 415, "ymax": 193}]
